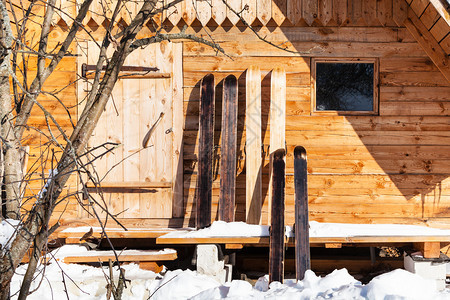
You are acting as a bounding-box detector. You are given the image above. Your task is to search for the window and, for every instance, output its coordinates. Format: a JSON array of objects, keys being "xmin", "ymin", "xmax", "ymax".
[{"xmin": 311, "ymin": 58, "xmax": 379, "ymax": 115}]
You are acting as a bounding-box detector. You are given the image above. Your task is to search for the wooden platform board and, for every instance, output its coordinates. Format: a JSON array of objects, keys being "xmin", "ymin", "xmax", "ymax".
[
  {"xmin": 51, "ymin": 248, "xmax": 177, "ymax": 273},
  {"xmin": 55, "ymin": 228, "xmax": 450, "ymax": 259},
  {"xmin": 60, "ymin": 249, "xmax": 177, "ymax": 263},
  {"xmin": 156, "ymin": 233, "xmax": 450, "ymax": 258},
  {"xmin": 58, "ymin": 249, "xmax": 177, "ymax": 264},
  {"xmin": 156, "ymin": 234, "xmax": 450, "ymax": 245},
  {"xmin": 56, "ymin": 227, "xmax": 177, "ymax": 244}
]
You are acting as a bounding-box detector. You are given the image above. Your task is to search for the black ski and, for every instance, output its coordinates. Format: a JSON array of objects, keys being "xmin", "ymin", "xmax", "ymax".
[
  {"xmin": 294, "ymin": 146, "xmax": 310, "ymax": 280},
  {"xmin": 219, "ymin": 75, "xmax": 238, "ymax": 222},
  {"xmin": 197, "ymin": 74, "xmax": 215, "ymax": 229},
  {"xmin": 269, "ymin": 148, "xmax": 286, "ymax": 283}
]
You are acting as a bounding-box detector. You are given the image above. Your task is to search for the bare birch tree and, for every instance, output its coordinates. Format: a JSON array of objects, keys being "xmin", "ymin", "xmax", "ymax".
[{"xmin": 0, "ymin": 0, "xmax": 224, "ymax": 298}]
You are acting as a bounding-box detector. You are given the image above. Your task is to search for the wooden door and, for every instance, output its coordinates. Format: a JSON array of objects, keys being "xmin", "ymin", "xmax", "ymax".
[{"xmin": 78, "ymin": 41, "xmax": 183, "ymax": 219}]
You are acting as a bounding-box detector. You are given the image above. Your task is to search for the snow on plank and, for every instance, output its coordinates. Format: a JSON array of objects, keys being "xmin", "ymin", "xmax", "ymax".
[
  {"xmin": 156, "ymin": 221, "xmax": 450, "ymax": 249},
  {"xmin": 52, "ymin": 245, "xmax": 177, "ymax": 263},
  {"xmin": 57, "ymin": 227, "xmax": 177, "ymax": 243}
]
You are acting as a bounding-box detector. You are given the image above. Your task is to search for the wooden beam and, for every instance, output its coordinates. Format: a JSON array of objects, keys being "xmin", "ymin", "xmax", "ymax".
[
  {"xmin": 60, "ymin": 249, "xmax": 177, "ymax": 263},
  {"xmin": 85, "ymin": 182, "xmax": 172, "ymax": 189},
  {"xmin": 413, "ymin": 242, "xmax": 441, "ymax": 258},
  {"xmin": 226, "ymin": 244, "xmax": 244, "ymax": 249},
  {"xmin": 56, "ymin": 218, "xmax": 186, "ymax": 229},
  {"xmin": 84, "ymin": 72, "xmax": 171, "ymax": 79},
  {"xmin": 404, "ymin": 8, "xmax": 450, "ymax": 83},
  {"xmin": 429, "ymin": 0, "xmax": 450, "ymax": 26},
  {"xmin": 139, "ymin": 261, "xmax": 164, "ymax": 273},
  {"xmin": 58, "ymin": 228, "xmax": 173, "ymax": 240},
  {"xmin": 157, "ymin": 236, "xmax": 270, "ymax": 245},
  {"xmin": 157, "ymin": 235, "xmax": 450, "ymax": 245}
]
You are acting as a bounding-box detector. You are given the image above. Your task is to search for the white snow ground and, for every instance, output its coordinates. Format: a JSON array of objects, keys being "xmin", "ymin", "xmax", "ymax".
[
  {"xmin": 9, "ymin": 261, "xmax": 450, "ymax": 299},
  {"xmin": 5, "ymin": 221, "xmax": 450, "ymax": 299}
]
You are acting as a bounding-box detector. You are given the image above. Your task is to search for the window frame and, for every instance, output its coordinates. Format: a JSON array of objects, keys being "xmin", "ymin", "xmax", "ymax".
[{"xmin": 311, "ymin": 58, "xmax": 379, "ymax": 116}]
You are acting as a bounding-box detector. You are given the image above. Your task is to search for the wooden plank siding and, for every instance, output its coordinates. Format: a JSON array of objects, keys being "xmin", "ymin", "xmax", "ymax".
[
  {"xmin": 81, "ymin": 41, "xmax": 182, "ymax": 220},
  {"xmin": 19, "ymin": 0, "xmax": 449, "ymax": 229},
  {"xmin": 50, "ymin": 0, "xmax": 427, "ymax": 28},
  {"xmin": 181, "ymin": 25, "xmax": 450, "ymax": 226},
  {"xmin": 17, "ymin": 27, "xmax": 80, "ymax": 219}
]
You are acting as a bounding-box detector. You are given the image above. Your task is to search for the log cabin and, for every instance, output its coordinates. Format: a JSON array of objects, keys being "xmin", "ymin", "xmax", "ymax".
[{"xmin": 13, "ymin": 0, "xmax": 450, "ymax": 262}]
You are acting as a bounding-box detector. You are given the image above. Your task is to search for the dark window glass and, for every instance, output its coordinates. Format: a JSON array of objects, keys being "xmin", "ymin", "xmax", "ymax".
[{"xmin": 316, "ymin": 63, "xmax": 374, "ymax": 111}]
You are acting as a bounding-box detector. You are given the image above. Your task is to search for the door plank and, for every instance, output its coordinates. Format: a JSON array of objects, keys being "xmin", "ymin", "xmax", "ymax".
[
  {"xmin": 122, "ymin": 49, "xmax": 141, "ymax": 218},
  {"xmin": 139, "ymin": 45, "xmax": 157, "ymax": 218}
]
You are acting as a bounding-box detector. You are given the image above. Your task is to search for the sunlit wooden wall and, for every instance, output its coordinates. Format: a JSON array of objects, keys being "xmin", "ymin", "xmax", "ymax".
[{"xmin": 16, "ymin": 0, "xmax": 449, "ymax": 227}]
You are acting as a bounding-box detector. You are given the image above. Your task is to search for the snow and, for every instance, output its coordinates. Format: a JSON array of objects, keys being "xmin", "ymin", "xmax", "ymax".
[
  {"xmin": 37, "ymin": 168, "xmax": 58, "ymax": 199},
  {"xmin": 60, "ymin": 226, "xmax": 182, "ymax": 233},
  {"xmin": 49, "ymin": 245, "xmax": 177, "ymax": 261},
  {"xmin": 50, "ymin": 244, "xmax": 90, "ymax": 258},
  {"xmin": 10, "ymin": 253, "xmax": 450, "ymax": 300},
  {"xmin": 160, "ymin": 220, "xmax": 450, "ymax": 239},
  {"xmin": 157, "ymin": 268, "xmax": 450, "ymax": 299},
  {"xmin": 61, "ymin": 226, "xmax": 105, "ymax": 233},
  {"xmin": 0, "ymin": 219, "xmax": 20, "ymax": 252},
  {"xmin": 162, "ymin": 221, "xmax": 269, "ymax": 238},
  {"xmin": 149, "ymin": 269, "xmax": 221, "ymax": 299},
  {"xmin": 8, "ymin": 221, "xmax": 450, "ymax": 298},
  {"xmin": 11, "ymin": 260, "xmax": 450, "ymax": 299},
  {"xmin": 363, "ymin": 269, "xmax": 438, "ymax": 300},
  {"xmin": 11, "ymin": 262, "xmax": 158, "ymax": 300}
]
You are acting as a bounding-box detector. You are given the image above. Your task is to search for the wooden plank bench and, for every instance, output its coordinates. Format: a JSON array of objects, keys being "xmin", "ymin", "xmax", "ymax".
[
  {"xmin": 156, "ymin": 233, "xmax": 450, "ymax": 258},
  {"xmin": 56, "ymin": 227, "xmax": 177, "ymax": 244},
  {"xmin": 54, "ymin": 248, "xmax": 177, "ymax": 273}
]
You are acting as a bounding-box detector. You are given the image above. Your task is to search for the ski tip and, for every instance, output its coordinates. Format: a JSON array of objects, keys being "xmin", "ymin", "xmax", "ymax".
[
  {"xmin": 273, "ymin": 148, "xmax": 286, "ymax": 160},
  {"xmin": 224, "ymin": 74, "xmax": 237, "ymax": 84},
  {"xmin": 202, "ymin": 73, "xmax": 215, "ymax": 85},
  {"xmin": 247, "ymin": 65, "xmax": 261, "ymax": 75},
  {"xmin": 294, "ymin": 146, "xmax": 307, "ymax": 160},
  {"xmin": 272, "ymin": 67, "xmax": 286, "ymax": 76}
]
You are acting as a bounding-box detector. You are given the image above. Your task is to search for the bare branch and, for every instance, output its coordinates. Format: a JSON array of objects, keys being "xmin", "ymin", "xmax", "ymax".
[
  {"xmin": 130, "ymin": 27, "xmax": 225, "ymax": 55},
  {"xmin": 14, "ymin": 0, "xmax": 94, "ymax": 138},
  {"xmin": 37, "ymin": 0, "xmax": 56, "ymax": 84}
]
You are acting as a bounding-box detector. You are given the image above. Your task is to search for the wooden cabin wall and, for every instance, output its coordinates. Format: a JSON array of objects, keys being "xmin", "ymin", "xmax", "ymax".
[
  {"xmin": 20, "ymin": 28, "xmax": 79, "ymax": 220},
  {"xmin": 15, "ymin": 0, "xmax": 449, "ymax": 227},
  {"xmin": 182, "ymin": 25, "xmax": 450, "ymax": 227}
]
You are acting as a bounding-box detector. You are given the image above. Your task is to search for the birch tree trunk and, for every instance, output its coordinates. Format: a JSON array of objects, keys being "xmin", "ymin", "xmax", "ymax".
[
  {"xmin": 0, "ymin": 0, "xmax": 224, "ymax": 298},
  {"xmin": 0, "ymin": 0, "xmax": 22, "ymax": 220}
]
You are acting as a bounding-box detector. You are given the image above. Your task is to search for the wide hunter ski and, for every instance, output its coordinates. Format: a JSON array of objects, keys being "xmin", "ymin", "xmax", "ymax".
[
  {"xmin": 269, "ymin": 149, "xmax": 286, "ymax": 283},
  {"xmin": 294, "ymin": 145, "xmax": 310, "ymax": 281},
  {"xmin": 197, "ymin": 74, "xmax": 215, "ymax": 229},
  {"xmin": 245, "ymin": 66, "xmax": 262, "ymax": 224},
  {"xmin": 269, "ymin": 67, "xmax": 286, "ymax": 224},
  {"xmin": 219, "ymin": 75, "xmax": 238, "ymax": 222}
]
